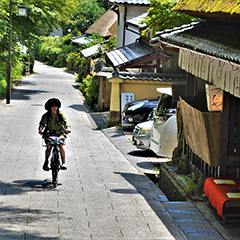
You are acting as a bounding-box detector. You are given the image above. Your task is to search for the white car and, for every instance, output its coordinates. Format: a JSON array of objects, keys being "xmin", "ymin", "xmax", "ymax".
[
  {"xmin": 132, "ymin": 120, "xmax": 153, "ymax": 150},
  {"xmin": 149, "ymin": 93, "xmax": 177, "ymax": 158}
]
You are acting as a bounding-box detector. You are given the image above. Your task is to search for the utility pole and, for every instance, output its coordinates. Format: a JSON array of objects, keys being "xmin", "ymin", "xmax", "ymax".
[
  {"xmin": 6, "ymin": 0, "xmax": 13, "ymax": 104},
  {"xmin": 6, "ymin": 0, "xmax": 27, "ymax": 104}
]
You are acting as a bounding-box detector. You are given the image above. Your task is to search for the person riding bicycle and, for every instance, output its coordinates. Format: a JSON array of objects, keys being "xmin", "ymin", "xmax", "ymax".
[{"xmin": 38, "ymin": 98, "xmax": 70, "ymax": 171}]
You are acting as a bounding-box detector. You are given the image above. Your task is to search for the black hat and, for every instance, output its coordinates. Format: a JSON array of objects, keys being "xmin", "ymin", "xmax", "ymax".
[{"xmin": 45, "ymin": 98, "xmax": 61, "ymax": 110}]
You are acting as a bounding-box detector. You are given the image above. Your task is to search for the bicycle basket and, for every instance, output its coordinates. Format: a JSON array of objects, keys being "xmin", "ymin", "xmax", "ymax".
[{"xmin": 47, "ymin": 136, "xmax": 65, "ymax": 145}]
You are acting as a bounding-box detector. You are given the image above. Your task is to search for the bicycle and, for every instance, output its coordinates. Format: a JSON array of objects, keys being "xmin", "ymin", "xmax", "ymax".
[{"xmin": 43, "ymin": 130, "xmax": 68, "ymax": 188}]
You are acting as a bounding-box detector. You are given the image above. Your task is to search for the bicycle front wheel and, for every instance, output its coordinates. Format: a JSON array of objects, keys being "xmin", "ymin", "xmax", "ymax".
[{"xmin": 51, "ymin": 149, "xmax": 59, "ymax": 188}]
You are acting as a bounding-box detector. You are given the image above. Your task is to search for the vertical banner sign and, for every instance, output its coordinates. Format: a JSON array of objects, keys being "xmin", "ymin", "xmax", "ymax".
[{"xmin": 121, "ymin": 93, "xmax": 134, "ymax": 125}]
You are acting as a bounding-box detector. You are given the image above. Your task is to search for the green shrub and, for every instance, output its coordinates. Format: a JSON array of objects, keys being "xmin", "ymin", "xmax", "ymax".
[
  {"xmin": 36, "ymin": 36, "xmax": 68, "ymax": 67},
  {"xmin": 75, "ymin": 57, "xmax": 87, "ymax": 82},
  {"xmin": 12, "ymin": 57, "xmax": 24, "ymax": 80},
  {"xmin": 67, "ymin": 52, "xmax": 82, "ymax": 71},
  {"xmin": 79, "ymin": 74, "xmax": 99, "ymax": 107},
  {"xmin": 0, "ymin": 79, "xmax": 7, "ymax": 98},
  {"xmin": 53, "ymin": 59, "xmax": 62, "ymax": 67}
]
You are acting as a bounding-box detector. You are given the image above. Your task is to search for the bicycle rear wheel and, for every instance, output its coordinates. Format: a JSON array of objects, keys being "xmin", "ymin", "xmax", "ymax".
[{"xmin": 52, "ymin": 169, "xmax": 58, "ymax": 188}]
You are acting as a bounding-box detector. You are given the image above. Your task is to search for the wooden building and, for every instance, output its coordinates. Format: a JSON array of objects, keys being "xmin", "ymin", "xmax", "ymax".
[
  {"xmin": 105, "ymin": 34, "xmax": 186, "ymax": 125},
  {"xmin": 150, "ymin": 0, "xmax": 240, "ymax": 178}
]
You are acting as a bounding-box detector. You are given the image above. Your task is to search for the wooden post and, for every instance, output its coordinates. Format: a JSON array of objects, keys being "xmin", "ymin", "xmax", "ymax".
[
  {"xmin": 219, "ymin": 92, "xmax": 230, "ymax": 177},
  {"xmin": 108, "ymin": 77, "xmax": 123, "ymax": 126}
]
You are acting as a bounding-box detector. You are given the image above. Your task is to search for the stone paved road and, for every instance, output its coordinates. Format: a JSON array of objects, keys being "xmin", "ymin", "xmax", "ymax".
[{"xmin": 0, "ymin": 61, "xmax": 186, "ymax": 240}]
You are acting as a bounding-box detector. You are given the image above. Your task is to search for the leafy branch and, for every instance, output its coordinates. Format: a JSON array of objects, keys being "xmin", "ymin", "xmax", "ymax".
[{"xmin": 141, "ymin": 0, "xmax": 198, "ymax": 36}]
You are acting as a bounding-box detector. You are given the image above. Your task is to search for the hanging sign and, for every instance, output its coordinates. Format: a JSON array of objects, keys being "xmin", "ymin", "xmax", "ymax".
[{"xmin": 206, "ymin": 84, "xmax": 223, "ymax": 112}]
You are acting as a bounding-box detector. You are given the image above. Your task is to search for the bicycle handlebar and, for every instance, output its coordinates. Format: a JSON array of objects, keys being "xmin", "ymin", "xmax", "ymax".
[{"xmin": 43, "ymin": 130, "xmax": 70, "ymax": 138}]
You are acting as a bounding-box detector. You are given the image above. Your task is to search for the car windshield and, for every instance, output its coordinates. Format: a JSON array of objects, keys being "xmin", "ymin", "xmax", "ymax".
[
  {"xmin": 156, "ymin": 94, "xmax": 174, "ymax": 113},
  {"xmin": 127, "ymin": 102, "xmax": 145, "ymax": 111}
]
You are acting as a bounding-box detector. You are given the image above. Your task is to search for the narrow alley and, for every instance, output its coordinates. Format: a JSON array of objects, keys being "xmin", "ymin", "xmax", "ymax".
[
  {"xmin": 0, "ymin": 61, "xmax": 228, "ymax": 240},
  {"xmin": 0, "ymin": 61, "xmax": 183, "ymax": 239}
]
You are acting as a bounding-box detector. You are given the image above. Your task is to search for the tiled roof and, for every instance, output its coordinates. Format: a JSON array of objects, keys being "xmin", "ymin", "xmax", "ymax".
[
  {"xmin": 126, "ymin": 13, "xmax": 147, "ymax": 29},
  {"xmin": 110, "ymin": 71, "xmax": 186, "ymax": 83},
  {"xmin": 71, "ymin": 35, "xmax": 92, "ymax": 45},
  {"xmin": 105, "ymin": 40, "xmax": 152, "ymax": 68},
  {"xmin": 109, "ymin": 0, "xmax": 149, "ymax": 5},
  {"xmin": 80, "ymin": 44, "xmax": 102, "ymax": 58},
  {"xmin": 153, "ymin": 21, "xmax": 240, "ymax": 64}
]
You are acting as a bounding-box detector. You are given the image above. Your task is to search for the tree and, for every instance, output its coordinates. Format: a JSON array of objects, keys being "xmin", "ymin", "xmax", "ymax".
[
  {"xmin": 142, "ymin": 0, "xmax": 198, "ymax": 36},
  {"xmin": 67, "ymin": 0, "xmax": 106, "ymax": 33},
  {"xmin": 0, "ymin": 0, "xmax": 79, "ymax": 54},
  {"xmin": 0, "ymin": 0, "xmax": 78, "ymax": 97}
]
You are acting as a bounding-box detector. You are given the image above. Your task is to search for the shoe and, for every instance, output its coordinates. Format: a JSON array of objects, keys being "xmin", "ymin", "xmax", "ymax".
[
  {"xmin": 61, "ymin": 164, "xmax": 67, "ymax": 170},
  {"xmin": 43, "ymin": 164, "xmax": 49, "ymax": 171},
  {"xmin": 43, "ymin": 161, "xmax": 49, "ymax": 171}
]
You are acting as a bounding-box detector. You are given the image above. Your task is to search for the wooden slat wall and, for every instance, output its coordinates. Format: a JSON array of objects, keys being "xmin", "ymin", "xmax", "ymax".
[
  {"xmin": 224, "ymin": 93, "xmax": 240, "ymax": 177},
  {"xmin": 184, "ymin": 142, "xmax": 220, "ymax": 177},
  {"xmin": 180, "ymin": 98, "xmax": 221, "ymax": 166}
]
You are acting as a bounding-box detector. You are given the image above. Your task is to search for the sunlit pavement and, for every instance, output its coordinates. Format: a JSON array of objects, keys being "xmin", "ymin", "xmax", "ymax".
[{"xmin": 0, "ymin": 61, "xmax": 227, "ymax": 239}]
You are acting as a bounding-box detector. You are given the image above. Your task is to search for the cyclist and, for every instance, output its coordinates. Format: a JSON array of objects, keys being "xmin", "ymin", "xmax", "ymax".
[{"xmin": 38, "ymin": 98, "xmax": 70, "ymax": 171}]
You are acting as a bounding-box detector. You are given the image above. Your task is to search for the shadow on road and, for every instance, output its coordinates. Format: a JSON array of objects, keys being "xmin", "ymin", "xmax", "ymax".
[
  {"xmin": 136, "ymin": 161, "xmax": 158, "ymax": 171},
  {"xmin": 0, "ymin": 204, "xmax": 60, "ymax": 239},
  {"xmin": 16, "ymin": 80, "xmax": 37, "ymax": 86},
  {"xmin": 0, "ymin": 180, "xmax": 44, "ymax": 195},
  {"xmin": 0, "ymin": 228, "xmax": 59, "ymax": 240},
  {"xmin": 128, "ymin": 150, "xmax": 156, "ymax": 158},
  {"xmin": 12, "ymin": 89, "xmax": 49, "ymax": 101},
  {"xmin": 68, "ymin": 104, "xmax": 86, "ymax": 112},
  {"xmin": 0, "ymin": 179, "xmax": 61, "ymax": 196},
  {"xmin": 13, "ymin": 179, "xmax": 62, "ymax": 190}
]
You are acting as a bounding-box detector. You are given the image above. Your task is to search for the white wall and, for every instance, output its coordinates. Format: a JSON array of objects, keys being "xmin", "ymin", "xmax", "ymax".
[
  {"xmin": 116, "ymin": 5, "xmax": 149, "ymax": 48},
  {"xmin": 125, "ymin": 6, "xmax": 149, "ymax": 45},
  {"xmin": 116, "ymin": 6, "xmax": 125, "ymax": 48}
]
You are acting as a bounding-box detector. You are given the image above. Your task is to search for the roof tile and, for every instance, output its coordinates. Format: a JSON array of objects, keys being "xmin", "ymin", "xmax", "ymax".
[
  {"xmin": 110, "ymin": 72, "xmax": 186, "ymax": 83},
  {"xmin": 155, "ymin": 21, "xmax": 240, "ymax": 64}
]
